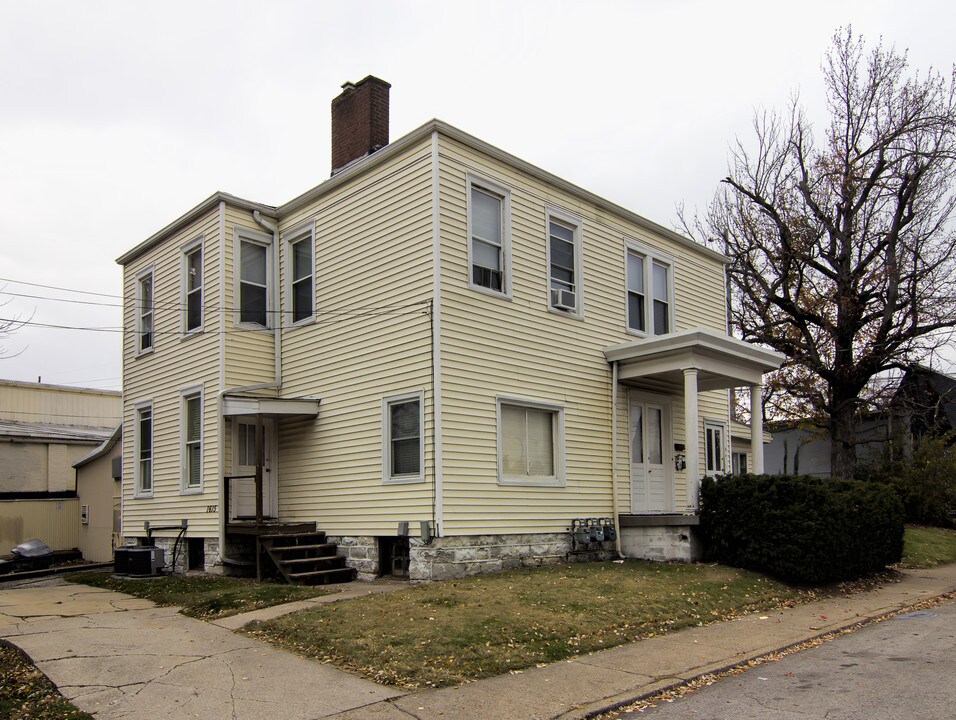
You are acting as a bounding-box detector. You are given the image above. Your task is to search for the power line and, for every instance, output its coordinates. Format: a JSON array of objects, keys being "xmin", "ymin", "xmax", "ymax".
[
  {"xmin": 0, "ymin": 304, "xmax": 431, "ymax": 336},
  {"xmin": 0, "ymin": 277, "xmax": 120, "ymax": 299}
]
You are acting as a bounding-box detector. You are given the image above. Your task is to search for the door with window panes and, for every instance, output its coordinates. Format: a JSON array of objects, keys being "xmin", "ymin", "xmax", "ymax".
[
  {"xmin": 232, "ymin": 418, "xmax": 276, "ymax": 519},
  {"xmin": 629, "ymin": 394, "xmax": 674, "ymax": 513}
]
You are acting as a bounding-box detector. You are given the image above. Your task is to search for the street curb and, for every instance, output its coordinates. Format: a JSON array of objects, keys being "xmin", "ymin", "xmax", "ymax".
[{"xmin": 566, "ymin": 589, "xmax": 956, "ymax": 720}]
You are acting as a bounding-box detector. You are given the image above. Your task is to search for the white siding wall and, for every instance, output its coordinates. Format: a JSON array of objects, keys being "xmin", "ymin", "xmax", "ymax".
[
  {"xmin": 436, "ymin": 135, "xmax": 729, "ymax": 535},
  {"xmin": 270, "ymin": 139, "xmax": 436, "ymax": 537},
  {"xmin": 122, "ymin": 206, "xmax": 222, "ymax": 539}
]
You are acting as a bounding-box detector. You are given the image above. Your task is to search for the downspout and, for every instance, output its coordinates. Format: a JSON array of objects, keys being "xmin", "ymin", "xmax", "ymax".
[
  {"xmin": 253, "ymin": 210, "xmax": 282, "ymax": 389},
  {"xmin": 611, "ymin": 360, "xmax": 624, "ymax": 558},
  {"xmin": 429, "ymin": 130, "xmax": 444, "ymax": 537}
]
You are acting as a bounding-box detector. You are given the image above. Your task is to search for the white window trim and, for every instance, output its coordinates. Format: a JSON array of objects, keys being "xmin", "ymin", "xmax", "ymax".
[
  {"xmin": 133, "ymin": 399, "xmax": 154, "ymax": 498},
  {"xmin": 180, "ymin": 236, "xmax": 204, "ymax": 335},
  {"xmin": 180, "ymin": 385, "xmax": 203, "ymax": 494},
  {"xmin": 233, "ymin": 225, "xmax": 273, "ymax": 329},
  {"xmin": 80, "ymin": 504, "xmax": 89, "ymax": 525},
  {"xmin": 624, "ymin": 239, "xmax": 675, "ymax": 337},
  {"xmin": 134, "ymin": 266, "xmax": 155, "ymax": 356},
  {"xmin": 496, "ymin": 396, "xmax": 566, "ymax": 487},
  {"xmin": 545, "ymin": 207, "xmax": 584, "ymax": 318},
  {"xmin": 466, "ymin": 174, "xmax": 512, "ymax": 299},
  {"xmin": 704, "ymin": 418, "xmax": 728, "ymax": 476},
  {"xmin": 283, "ymin": 221, "xmax": 315, "ymax": 327},
  {"xmin": 731, "ymin": 450, "xmax": 749, "ymax": 475},
  {"xmin": 382, "ymin": 391, "xmax": 425, "ymax": 484}
]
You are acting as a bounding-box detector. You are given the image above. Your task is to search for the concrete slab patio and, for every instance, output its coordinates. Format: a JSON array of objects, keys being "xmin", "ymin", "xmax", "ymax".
[
  {"xmin": 0, "ymin": 580, "xmax": 405, "ymax": 719},
  {"xmin": 1, "ymin": 564, "xmax": 955, "ymax": 720}
]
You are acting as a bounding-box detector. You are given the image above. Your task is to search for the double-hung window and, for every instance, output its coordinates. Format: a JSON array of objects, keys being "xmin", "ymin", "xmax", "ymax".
[
  {"xmin": 383, "ymin": 392, "xmax": 423, "ymax": 483},
  {"xmin": 136, "ymin": 270, "xmax": 154, "ymax": 353},
  {"xmin": 236, "ymin": 228, "xmax": 272, "ymax": 328},
  {"xmin": 498, "ymin": 398, "xmax": 565, "ymax": 486},
  {"xmin": 136, "ymin": 403, "xmax": 153, "ymax": 496},
  {"xmin": 705, "ymin": 421, "xmax": 726, "ymax": 475},
  {"xmin": 183, "ymin": 242, "xmax": 203, "ymax": 333},
  {"xmin": 468, "ymin": 177, "xmax": 510, "ymax": 296},
  {"xmin": 182, "ymin": 390, "xmax": 202, "ymax": 491},
  {"xmin": 287, "ymin": 224, "xmax": 314, "ymax": 324},
  {"xmin": 547, "ymin": 211, "xmax": 583, "ymax": 315},
  {"xmin": 625, "ymin": 243, "xmax": 673, "ymax": 335}
]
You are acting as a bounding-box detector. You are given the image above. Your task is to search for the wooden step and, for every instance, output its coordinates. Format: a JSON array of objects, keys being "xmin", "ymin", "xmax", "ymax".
[
  {"xmin": 279, "ymin": 556, "xmax": 346, "ymax": 567},
  {"xmin": 288, "ymin": 567, "xmax": 357, "ymax": 584},
  {"xmin": 260, "ymin": 531, "xmax": 327, "ymax": 541},
  {"xmin": 266, "ymin": 543, "xmax": 336, "ymax": 554}
]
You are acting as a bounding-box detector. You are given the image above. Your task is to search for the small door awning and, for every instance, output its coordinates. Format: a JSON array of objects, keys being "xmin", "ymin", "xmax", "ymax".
[
  {"xmin": 604, "ymin": 327, "xmax": 785, "ymax": 391},
  {"xmin": 222, "ymin": 394, "xmax": 321, "ymax": 417}
]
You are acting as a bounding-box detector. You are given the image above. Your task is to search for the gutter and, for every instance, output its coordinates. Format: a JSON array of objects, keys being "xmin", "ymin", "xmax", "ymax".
[
  {"xmin": 253, "ymin": 210, "xmax": 282, "ymax": 390},
  {"xmin": 611, "ymin": 360, "xmax": 624, "ymax": 558}
]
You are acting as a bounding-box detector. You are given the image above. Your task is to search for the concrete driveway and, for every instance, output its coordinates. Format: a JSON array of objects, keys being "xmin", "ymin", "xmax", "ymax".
[{"xmin": 0, "ymin": 578, "xmax": 404, "ymax": 719}]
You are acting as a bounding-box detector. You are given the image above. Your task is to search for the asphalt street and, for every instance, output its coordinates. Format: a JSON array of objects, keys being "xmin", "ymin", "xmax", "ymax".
[{"xmin": 609, "ymin": 599, "xmax": 956, "ymax": 720}]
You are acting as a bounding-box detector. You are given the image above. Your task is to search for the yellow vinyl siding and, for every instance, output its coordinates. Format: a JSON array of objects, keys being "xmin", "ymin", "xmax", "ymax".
[
  {"xmin": 264, "ymin": 138, "xmax": 435, "ymax": 536},
  {"xmin": 436, "ymin": 134, "xmax": 728, "ymax": 535},
  {"xmin": 121, "ymin": 206, "xmax": 222, "ymax": 538},
  {"xmin": 222, "ymin": 205, "xmax": 276, "ymax": 389}
]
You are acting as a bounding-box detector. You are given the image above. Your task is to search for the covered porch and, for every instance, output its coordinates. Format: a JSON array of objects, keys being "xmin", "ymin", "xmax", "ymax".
[
  {"xmin": 605, "ymin": 327, "xmax": 784, "ymax": 514},
  {"xmin": 220, "ymin": 394, "xmax": 352, "ymax": 583}
]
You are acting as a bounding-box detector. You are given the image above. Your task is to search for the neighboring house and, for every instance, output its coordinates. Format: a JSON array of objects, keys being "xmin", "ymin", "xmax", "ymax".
[
  {"xmin": 117, "ymin": 76, "xmax": 783, "ymax": 581},
  {"xmin": 73, "ymin": 426, "xmax": 123, "ymax": 562},
  {"xmin": 765, "ymin": 365, "xmax": 956, "ymax": 476},
  {"xmin": 0, "ymin": 380, "xmax": 120, "ymax": 554},
  {"xmin": 729, "ymin": 421, "xmax": 770, "ymax": 475}
]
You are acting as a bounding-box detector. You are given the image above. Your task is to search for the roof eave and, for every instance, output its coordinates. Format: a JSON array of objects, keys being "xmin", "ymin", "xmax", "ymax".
[{"xmin": 116, "ymin": 192, "xmax": 278, "ymax": 266}]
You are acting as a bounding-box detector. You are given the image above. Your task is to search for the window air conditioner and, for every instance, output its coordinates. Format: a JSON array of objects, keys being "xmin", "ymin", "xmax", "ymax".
[{"xmin": 550, "ymin": 288, "xmax": 576, "ymax": 311}]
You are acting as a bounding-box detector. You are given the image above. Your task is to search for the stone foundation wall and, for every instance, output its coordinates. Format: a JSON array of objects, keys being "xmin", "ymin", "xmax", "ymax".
[
  {"xmin": 620, "ymin": 525, "xmax": 702, "ymax": 562},
  {"xmin": 409, "ymin": 533, "xmax": 612, "ymax": 581},
  {"xmin": 326, "ymin": 535, "xmax": 380, "ymax": 581}
]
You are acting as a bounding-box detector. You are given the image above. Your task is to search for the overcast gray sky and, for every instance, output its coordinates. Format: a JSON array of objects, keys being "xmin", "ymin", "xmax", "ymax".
[{"xmin": 1, "ymin": 0, "xmax": 953, "ymax": 390}]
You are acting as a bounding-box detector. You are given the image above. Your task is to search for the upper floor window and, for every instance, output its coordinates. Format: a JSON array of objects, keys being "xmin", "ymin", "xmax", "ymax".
[
  {"xmin": 183, "ymin": 242, "xmax": 203, "ymax": 333},
  {"xmin": 652, "ymin": 261, "xmax": 670, "ymax": 334},
  {"xmin": 626, "ymin": 243, "xmax": 673, "ymax": 336},
  {"xmin": 236, "ymin": 227, "xmax": 272, "ymax": 328},
  {"xmin": 498, "ymin": 398, "xmax": 566, "ymax": 487},
  {"xmin": 136, "ymin": 270, "xmax": 154, "ymax": 353},
  {"xmin": 547, "ymin": 212, "xmax": 582, "ymax": 315},
  {"xmin": 287, "ymin": 224, "xmax": 314, "ymax": 324},
  {"xmin": 182, "ymin": 390, "xmax": 202, "ymax": 491},
  {"xmin": 705, "ymin": 420, "xmax": 726, "ymax": 475},
  {"xmin": 136, "ymin": 403, "xmax": 153, "ymax": 496},
  {"xmin": 467, "ymin": 176, "xmax": 511, "ymax": 297},
  {"xmin": 383, "ymin": 392, "xmax": 424, "ymax": 483}
]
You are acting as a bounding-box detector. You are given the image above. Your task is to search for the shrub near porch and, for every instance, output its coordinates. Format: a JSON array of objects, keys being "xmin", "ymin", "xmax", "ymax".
[{"xmin": 243, "ymin": 560, "xmax": 813, "ymax": 689}]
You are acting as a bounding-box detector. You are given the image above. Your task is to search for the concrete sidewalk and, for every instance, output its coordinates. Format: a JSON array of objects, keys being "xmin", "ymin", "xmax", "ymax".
[
  {"xmin": 328, "ymin": 564, "xmax": 956, "ymax": 720},
  {"xmin": 0, "ymin": 579, "xmax": 405, "ymax": 719},
  {"xmin": 1, "ymin": 565, "xmax": 955, "ymax": 720}
]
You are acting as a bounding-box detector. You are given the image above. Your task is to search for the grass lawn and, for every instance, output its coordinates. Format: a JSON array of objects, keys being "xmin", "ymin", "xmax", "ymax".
[
  {"xmin": 66, "ymin": 572, "xmax": 338, "ymax": 619},
  {"xmin": 900, "ymin": 525, "xmax": 956, "ymax": 568},
  {"xmin": 0, "ymin": 642, "xmax": 92, "ymax": 720},
  {"xmin": 243, "ymin": 560, "xmax": 817, "ymax": 689}
]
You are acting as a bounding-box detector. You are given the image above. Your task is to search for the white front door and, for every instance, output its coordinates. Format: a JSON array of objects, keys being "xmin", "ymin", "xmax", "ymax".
[
  {"xmin": 232, "ymin": 417, "xmax": 276, "ymax": 519},
  {"xmin": 629, "ymin": 394, "xmax": 674, "ymax": 513}
]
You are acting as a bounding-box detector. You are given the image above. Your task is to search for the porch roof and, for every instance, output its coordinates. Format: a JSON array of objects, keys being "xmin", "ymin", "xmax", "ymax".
[
  {"xmin": 604, "ymin": 327, "xmax": 785, "ymax": 391},
  {"xmin": 222, "ymin": 395, "xmax": 321, "ymax": 417}
]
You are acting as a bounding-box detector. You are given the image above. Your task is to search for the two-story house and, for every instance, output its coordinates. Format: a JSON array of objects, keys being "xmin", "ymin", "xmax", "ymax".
[{"xmin": 118, "ymin": 76, "xmax": 782, "ymax": 582}]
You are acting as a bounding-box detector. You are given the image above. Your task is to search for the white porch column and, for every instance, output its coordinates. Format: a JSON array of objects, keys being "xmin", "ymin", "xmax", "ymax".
[
  {"xmin": 684, "ymin": 368, "xmax": 700, "ymax": 509},
  {"xmin": 750, "ymin": 383, "xmax": 764, "ymax": 474}
]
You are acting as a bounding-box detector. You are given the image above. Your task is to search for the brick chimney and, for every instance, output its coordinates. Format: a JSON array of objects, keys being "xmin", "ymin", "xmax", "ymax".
[{"xmin": 331, "ymin": 75, "xmax": 391, "ymax": 175}]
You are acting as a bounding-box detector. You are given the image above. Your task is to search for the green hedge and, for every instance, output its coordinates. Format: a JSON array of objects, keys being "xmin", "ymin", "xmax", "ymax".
[{"xmin": 699, "ymin": 474, "xmax": 904, "ymax": 584}]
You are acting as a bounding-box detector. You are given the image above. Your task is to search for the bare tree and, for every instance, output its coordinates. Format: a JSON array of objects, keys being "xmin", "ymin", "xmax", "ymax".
[
  {"xmin": 685, "ymin": 28, "xmax": 956, "ymax": 478},
  {"xmin": 0, "ymin": 288, "xmax": 27, "ymax": 359}
]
